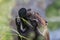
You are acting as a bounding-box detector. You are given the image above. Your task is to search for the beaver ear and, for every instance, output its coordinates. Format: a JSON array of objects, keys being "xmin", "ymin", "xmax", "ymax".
[{"xmin": 27, "ymin": 9, "xmax": 31, "ymax": 11}]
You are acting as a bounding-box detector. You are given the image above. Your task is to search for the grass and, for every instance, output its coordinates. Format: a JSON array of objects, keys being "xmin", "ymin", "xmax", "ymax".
[
  {"xmin": 48, "ymin": 22, "xmax": 60, "ymax": 30},
  {"xmin": 46, "ymin": 0, "xmax": 60, "ymax": 18},
  {"xmin": 0, "ymin": 0, "xmax": 15, "ymax": 40},
  {"xmin": 46, "ymin": 0, "xmax": 60, "ymax": 30}
]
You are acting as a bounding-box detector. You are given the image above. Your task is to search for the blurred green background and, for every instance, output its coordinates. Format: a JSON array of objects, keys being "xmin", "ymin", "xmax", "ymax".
[
  {"xmin": 46, "ymin": 0, "xmax": 60, "ymax": 30},
  {"xmin": 0, "ymin": 0, "xmax": 60, "ymax": 40},
  {"xmin": 0, "ymin": 0, "xmax": 14, "ymax": 40}
]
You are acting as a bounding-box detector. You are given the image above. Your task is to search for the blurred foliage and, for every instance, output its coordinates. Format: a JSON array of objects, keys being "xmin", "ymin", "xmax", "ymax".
[
  {"xmin": 0, "ymin": 27, "xmax": 12, "ymax": 40},
  {"xmin": 0, "ymin": 0, "xmax": 15, "ymax": 40},
  {"xmin": 46, "ymin": 0, "xmax": 60, "ymax": 30},
  {"xmin": 48, "ymin": 22, "xmax": 60, "ymax": 30},
  {"xmin": 46, "ymin": 0, "xmax": 60, "ymax": 17},
  {"xmin": 0, "ymin": 0, "xmax": 11, "ymax": 5}
]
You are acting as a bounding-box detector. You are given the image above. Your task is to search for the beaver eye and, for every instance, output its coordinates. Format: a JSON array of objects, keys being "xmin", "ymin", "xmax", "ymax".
[
  {"xmin": 45, "ymin": 21, "xmax": 48, "ymax": 25},
  {"xmin": 45, "ymin": 21, "xmax": 48, "ymax": 23}
]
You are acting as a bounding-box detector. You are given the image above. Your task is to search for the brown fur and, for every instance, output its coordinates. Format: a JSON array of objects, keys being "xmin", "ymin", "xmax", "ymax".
[{"xmin": 27, "ymin": 10, "xmax": 50, "ymax": 40}]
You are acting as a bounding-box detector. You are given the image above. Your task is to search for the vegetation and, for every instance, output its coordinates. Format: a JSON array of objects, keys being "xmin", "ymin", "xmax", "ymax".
[
  {"xmin": 0, "ymin": 0, "xmax": 14, "ymax": 40},
  {"xmin": 46, "ymin": 0, "xmax": 60, "ymax": 17},
  {"xmin": 46, "ymin": 0, "xmax": 60, "ymax": 30}
]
